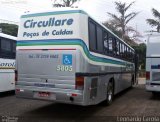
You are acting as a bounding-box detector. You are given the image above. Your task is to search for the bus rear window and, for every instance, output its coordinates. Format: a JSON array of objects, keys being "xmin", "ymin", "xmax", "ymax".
[{"xmin": 1, "ymin": 39, "xmax": 11, "ymax": 51}]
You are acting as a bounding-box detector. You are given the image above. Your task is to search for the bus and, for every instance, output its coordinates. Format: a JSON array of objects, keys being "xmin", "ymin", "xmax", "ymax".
[
  {"xmin": 0, "ymin": 33, "xmax": 16, "ymax": 92},
  {"xmin": 15, "ymin": 9, "xmax": 137, "ymax": 106},
  {"xmin": 146, "ymin": 32, "xmax": 160, "ymax": 95}
]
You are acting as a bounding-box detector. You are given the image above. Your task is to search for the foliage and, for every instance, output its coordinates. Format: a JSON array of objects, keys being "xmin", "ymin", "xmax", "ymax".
[
  {"xmin": 0, "ymin": 23, "xmax": 18, "ymax": 37},
  {"xmin": 146, "ymin": 8, "xmax": 160, "ymax": 32},
  {"xmin": 132, "ymin": 43, "xmax": 146, "ymax": 69},
  {"xmin": 107, "ymin": 1, "xmax": 139, "ymax": 38},
  {"xmin": 103, "ymin": 21, "xmax": 138, "ymax": 47},
  {"xmin": 53, "ymin": 0, "xmax": 79, "ymax": 7},
  {"xmin": 123, "ymin": 35, "xmax": 138, "ymax": 46},
  {"xmin": 103, "ymin": 21, "xmax": 122, "ymax": 37}
]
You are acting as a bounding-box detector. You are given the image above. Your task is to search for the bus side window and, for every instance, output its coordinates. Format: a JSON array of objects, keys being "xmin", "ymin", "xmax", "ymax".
[
  {"xmin": 0, "ymin": 38, "xmax": 15, "ymax": 59},
  {"xmin": 112, "ymin": 38, "xmax": 117, "ymax": 56},
  {"xmin": 96, "ymin": 26, "xmax": 103, "ymax": 53},
  {"xmin": 132, "ymin": 51, "xmax": 135, "ymax": 62},
  {"xmin": 119, "ymin": 42, "xmax": 123, "ymax": 58},
  {"xmin": 1, "ymin": 38, "xmax": 11, "ymax": 52},
  {"xmin": 122, "ymin": 44, "xmax": 125, "ymax": 59},
  {"xmin": 103, "ymin": 32, "xmax": 109, "ymax": 54},
  {"xmin": 12, "ymin": 41, "xmax": 16, "ymax": 53},
  {"xmin": 12, "ymin": 41, "xmax": 16, "ymax": 58},
  {"xmin": 129, "ymin": 49, "xmax": 132, "ymax": 62},
  {"xmin": 89, "ymin": 20, "xmax": 97, "ymax": 52},
  {"xmin": 126, "ymin": 47, "xmax": 128, "ymax": 60},
  {"xmin": 108, "ymin": 36, "xmax": 113, "ymax": 55},
  {"xmin": 116, "ymin": 39, "xmax": 120, "ymax": 56},
  {"xmin": 123, "ymin": 45, "xmax": 126, "ymax": 59},
  {"xmin": 127, "ymin": 47, "xmax": 130, "ymax": 61},
  {"xmin": 127, "ymin": 47, "xmax": 129, "ymax": 61}
]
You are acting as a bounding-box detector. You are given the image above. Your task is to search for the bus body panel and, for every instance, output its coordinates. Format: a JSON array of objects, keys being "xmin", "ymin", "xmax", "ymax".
[
  {"xmin": 0, "ymin": 58, "xmax": 15, "ymax": 92},
  {"xmin": 146, "ymin": 58, "xmax": 160, "ymax": 91},
  {"xmin": 16, "ymin": 50, "xmax": 76, "ymax": 79},
  {"xmin": 16, "ymin": 47, "xmax": 133, "ymax": 105},
  {"xmin": 16, "ymin": 48, "xmax": 85, "ymax": 105},
  {"xmin": 146, "ymin": 33, "xmax": 160, "ymax": 92},
  {"xmin": 0, "ymin": 33, "xmax": 16, "ymax": 92},
  {"xmin": 16, "ymin": 9, "xmax": 136, "ymax": 106}
]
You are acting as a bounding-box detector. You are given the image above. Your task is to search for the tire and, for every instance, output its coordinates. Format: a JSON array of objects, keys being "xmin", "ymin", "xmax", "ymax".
[
  {"xmin": 131, "ymin": 76, "xmax": 134, "ymax": 88},
  {"xmin": 106, "ymin": 81, "xmax": 114, "ymax": 105},
  {"xmin": 152, "ymin": 91, "xmax": 159, "ymax": 96}
]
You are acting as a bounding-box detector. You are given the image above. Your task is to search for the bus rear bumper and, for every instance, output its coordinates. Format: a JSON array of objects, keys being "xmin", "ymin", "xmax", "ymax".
[
  {"xmin": 15, "ymin": 86, "xmax": 87, "ymax": 106},
  {"xmin": 146, "ymin": 84, "xmax": 160, "ymax": 92}
]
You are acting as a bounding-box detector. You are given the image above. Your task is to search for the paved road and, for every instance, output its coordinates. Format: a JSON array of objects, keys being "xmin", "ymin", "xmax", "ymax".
[{"xmin": 0, "ymin": 78, "xmax": 160, "ymax": 122}]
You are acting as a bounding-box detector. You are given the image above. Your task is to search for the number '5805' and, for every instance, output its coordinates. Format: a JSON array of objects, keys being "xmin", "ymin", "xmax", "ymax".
[{"xmin": 56, "ymin": 65, "xmax": 73, "ymax": 72}]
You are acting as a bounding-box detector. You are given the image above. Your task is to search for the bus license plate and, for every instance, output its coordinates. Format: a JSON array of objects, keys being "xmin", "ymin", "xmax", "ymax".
[
  {"xmin": 38, "ymin": 92, "xmax": 50, "ymax": 97},
  {"xmin": 34, "ymin": 92, "xmax": 56, "ymax": 100}
]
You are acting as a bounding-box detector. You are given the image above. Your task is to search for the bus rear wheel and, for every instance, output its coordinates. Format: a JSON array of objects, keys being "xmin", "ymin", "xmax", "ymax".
[
  {"xmin": 131, "ymin": 76, "xmax": 135, "ymax": 88},
  {"xmin": 106, "ymin": 81, "xmax": 114, "ymax": 105},
  {"xmin": 152, "ymin": 91, "xmax": 159, "ymax": 96}
]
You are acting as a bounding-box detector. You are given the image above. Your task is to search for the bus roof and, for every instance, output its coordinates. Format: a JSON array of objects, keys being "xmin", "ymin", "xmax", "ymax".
[
  {"xmin": 21, "ymin": 8, "xmax": 134, "ymax": 51},
  {"xmin": 0, "ymin": 33, "xmax": 17, "ymax": 40},
  {"xmin": 146, "ymin": 33, "xmax": 160, "ymax": 56},
  {"xmin": 147, "ymin": 33, "xmax": 160, "ymax": 43}
]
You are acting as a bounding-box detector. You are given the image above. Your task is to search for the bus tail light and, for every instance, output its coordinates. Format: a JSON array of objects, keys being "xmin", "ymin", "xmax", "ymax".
[
  {"xmin": 76, "ymin": 76, "xmax": 84, "ymax": 90},
  {"xmin": 15, "ymin": 70, "xmax": 18, "ymax": 83},
  {"xmin": 146, "ymin": 71, "xmax": 150, "ymax": 80}
]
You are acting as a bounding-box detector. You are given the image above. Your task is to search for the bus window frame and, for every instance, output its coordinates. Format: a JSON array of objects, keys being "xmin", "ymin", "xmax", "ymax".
[
  {"xmin": 88, "ymin": 17, "xmax": 135, "ymax": 63},
  {"xmin": 0, "ymin": 37, "xmax": 16, "ymax": 59}
]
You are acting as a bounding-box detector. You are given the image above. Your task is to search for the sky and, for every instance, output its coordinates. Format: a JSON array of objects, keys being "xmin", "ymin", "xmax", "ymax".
[
  {"xmin": 78, "ymin": 0, "xmax": 160, "ymax": 42},
  {"xmin": 0, "ymin": 0, "xmax": 53, "ymax": 22},
  {"xmin": 0, "ymin": 0, "xmax": 160, "ymax": 41}
]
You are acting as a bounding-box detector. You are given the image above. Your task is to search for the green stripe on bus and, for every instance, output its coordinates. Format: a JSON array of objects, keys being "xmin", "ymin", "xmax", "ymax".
[
  {"xmin": 0, "ymin": 72, "xmax": 14, "ymax": 73},
  {"xmin": 17, "ymin": 42, "xmax": 126, "ymax": 66},
  {"xmin": 21, "ymin": 10, "xmax": 87, "ymax": 18}
]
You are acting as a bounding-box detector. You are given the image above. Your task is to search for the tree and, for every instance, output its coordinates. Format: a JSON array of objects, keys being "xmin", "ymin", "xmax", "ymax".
[
  {"xmin": 52, "ymin": 0, "xmax": 79, "ymax": 7},
  {"xmin": 146, "ymin": 8, "xmax": 160, "ymax": 32},
  {"xmin": 107, "ymin": 1, "xmax": 139, "ymax": 38},
  {"xmin": 103, "ymin": 20, "xmax": 140, "ymax": 46},
  {"xmin": 0, "ymin": 23, "xmax": 18, "ymax": 37},
  {"xmin": 132, "ymin": 43, "xmax": 146, "ymax": 69},
  {"xmin": 103, "ymin": 20, "xmax": 122, "ymax": 37}
]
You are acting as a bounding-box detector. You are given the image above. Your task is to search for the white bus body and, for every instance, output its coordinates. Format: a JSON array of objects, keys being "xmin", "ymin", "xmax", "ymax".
[
  {"xmin": 146, "ymin": 33, "xmax": 160, "ymax": 94},
  {"xmin": 0, "ymin": 33, "xmax": 16, "ymax": 92},
  {"xmin": 16, "ymin": 9, "xmax": 137, "ymax": 106}
]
